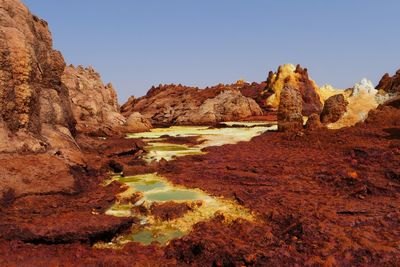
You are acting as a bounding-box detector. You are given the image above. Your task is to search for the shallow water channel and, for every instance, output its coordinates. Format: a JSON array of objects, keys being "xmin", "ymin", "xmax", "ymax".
[{"xmin": 98, "ymin": 122, "xmax": 276, "ymax": 247}]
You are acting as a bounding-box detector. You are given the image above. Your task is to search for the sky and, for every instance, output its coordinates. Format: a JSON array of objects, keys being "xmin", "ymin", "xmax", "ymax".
[{"xmin": 22, "ymin": 0, "xmax": 400, "ymax": 103}]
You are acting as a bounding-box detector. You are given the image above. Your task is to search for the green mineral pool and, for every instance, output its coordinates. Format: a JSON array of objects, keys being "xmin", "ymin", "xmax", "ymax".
[
  {"xmin": 127, "ymin": 124, "xmax": 277, "ymax": 162},
  {"xmin": 98, "ymin": 173, "xmax": 254, "ymax": 247},
  {"xmin": 98, "ymin": 123, "xmax": 277, "ymax": 247}
]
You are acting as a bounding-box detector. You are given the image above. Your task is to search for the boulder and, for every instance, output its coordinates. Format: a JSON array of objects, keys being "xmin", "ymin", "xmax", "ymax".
[
  {"xmin": 62, "ymin": 65, "xmax": 126, "ymax": 136},
  {"xmin": 261, "ymin": 64, "xmax": 323, "ymax": 116},
  {"xmin": 304, "ymin": 113, "xmax": 322, "ymax": 131},
  {"xmin": 277, "ymin": 86, "xmax": 304, "ymax": 132},
  {"xmin": 320, "ymin": 94, "xmax": 348, "ymax": 124},
  {"xmin": 0, "ymin": 0, "xmax": 76, "ymax": 152},
  {"xmin": 124, "ymin": 112, "xmax": 152, "ymax": 133}
]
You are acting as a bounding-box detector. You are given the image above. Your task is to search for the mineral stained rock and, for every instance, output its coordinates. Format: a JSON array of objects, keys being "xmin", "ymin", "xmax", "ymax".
[
  {"xmin": 124, "ymin": 112, "xmax": 152, "ymax": 132},
  {"xmin": 262, "ymin": 64, "xmax": 323, "ymax": 116},
  {"xmin": 376, "ymin": 68, "xmax": 400, "ymax": 95},
  {"xmin": 304, "ymin": 113, "xmax": 322, "ymax": 130},
  {"xmin": 277, "ymin": 86, "xmax": 303, "ymax": 132},
  {"xmin": 122, "ymin": 83, "xmax": 263, "ymax": 125},
  {"xmin": 320, "ymin": 94, "xmax": 348, "ymax": 124},
  {"xmin": 0, "ymin": 0, "xmax": 76, "ymax": 152},
  {"xmin": 62, "ymin": 65, "xmax": 125, "ymax": 135},
  {"xmin": 327, "ymin": 79, "xmax": 386, "ymax": 129},
  {"xmin": 62, "ymin": 65, "xmax": 152, "ymax": 135}
]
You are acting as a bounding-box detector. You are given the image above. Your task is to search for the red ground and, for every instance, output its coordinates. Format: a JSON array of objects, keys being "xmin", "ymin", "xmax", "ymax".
[{"xmin": 0, "ymin": 105, "xmax": 399, "ymax": 266}]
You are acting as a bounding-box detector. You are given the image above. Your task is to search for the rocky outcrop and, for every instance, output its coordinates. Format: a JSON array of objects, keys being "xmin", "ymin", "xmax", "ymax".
[
  {"xmin": 376, "ymin": 69, "xmax": 400, "ymax": 95},
  {"xmin": 178, "ymin": 90, "xmax": 263, "ymax": 124},
  {"xmin": 261, "ymin": 64, "xmax": 323, "ymax": 116},
  {"xmin": 383, "ymin": 95, "xmax": 400, "ymax": 109},
  {"xmin": 326, "ymin": 79, "xmax": 389, "ymax": 129},
  {"xmin": 62, "ymin": 65, "xmax": 126, "ymax": 135},
  {"xmin": 237, "ymin": 81, "xmax": 267, "ymax": 108},
  {"xmin": 124, "ymin": 112, "xmax": 152, "ymax": 133},
  {"xmin": 320, "ymin": 94, "xmax": 348, "ymax": 124},
  {"xmin": 277, "ymin": 86, "xmax": 303, "ymax": 132},
  {"xmin": 120, "ymin": 96, "xmax": 137, "ymax": 115},
  {"xmin": 0, "ymin": 0, "xmax": 76, "ymax": 152},
  {"xmin": 122, "ymin": 83, "xmax": 263, "ymax": 125},
  {"xmin": 304, "ymin": 113, "xmax": 322, "ymax": 131}
]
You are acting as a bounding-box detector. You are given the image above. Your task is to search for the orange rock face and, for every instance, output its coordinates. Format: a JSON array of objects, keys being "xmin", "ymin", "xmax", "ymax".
[
  {"xmin": 0, "ymin": 0, "xmax": 76, "ymax": 152},
  {"xmin": 62, "ymin": 65, "xmax": 126, "ymax": 136},
  {"xmin": 261, "ymin": 64, "xmax": 323, "ymax": 116}
]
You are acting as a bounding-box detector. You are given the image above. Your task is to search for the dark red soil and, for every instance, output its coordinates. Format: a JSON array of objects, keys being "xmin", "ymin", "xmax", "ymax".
[
  {"xmin": 0, "ymin": 106, "xmax": 399, "ymax": 266},
  {"xmin": 159, "ymin": 105, "xmax": 400, "ymax": 266},
  {"xmin": 150, "ymin": 201, "xmax": 198, "ymax": 221}
]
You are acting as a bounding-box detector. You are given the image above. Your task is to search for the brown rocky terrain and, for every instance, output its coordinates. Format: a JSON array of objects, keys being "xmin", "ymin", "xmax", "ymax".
[
  {"xmin": 159, "ymin": 102, "xmax": 400, "ymax": 266},
  {"xmin": 0, "ymin": 0, "xmax": 148, "ymax": 259},
  {"xmin": 1, "ymin": 0, "xmax": 400, "ymax": 266},
  {"xmin": 121, "ymin": 82, "xmax": 263, "ymax": 126},
  {"xmin": 0, "ymin": 92, "xmax": 398, "ymax": 266}
]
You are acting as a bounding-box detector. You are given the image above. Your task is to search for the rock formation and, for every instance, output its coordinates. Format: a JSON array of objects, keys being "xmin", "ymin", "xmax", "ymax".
[
  {"xmin": 122, "ymin": 83, "xmax": 263, "ymax": 125},
  {"xmin": 277, "ymin": 86, "xmax": 304, "ymax": 132},
  {"xmin": 376, "ymin": 69, "xmax": 400, "ymax": 95},
  {"xmin": 120, "ymin": 96, "xmax": 137, "ymax": 115},
  {"xmin": 320, "ymin": 94, "xmax": 348, "ymax": 124},
  {"xmin": 352, "ymin": 78, "xmax": 377, "ymax": 96},
  {"xmin": 124, "ymin": 112, "xmax": 152, "ymax": 132},
  {"xmin": 62, "ymin": 65, "xmax": 126, "ymax": 135},
  {"xmin": 0, "ymin": 0, "xmax": 76, "ymax": 152},
  {"xmin": 237, "ymin": 81, "xmax": 267, "ymax": 108},
  {"xmin": 327, "ymin": 79, "xmax": 386, "ymax": 129},
  {"xmin": 304, "ymin": 113, "xmax": 322, "ymax": 130},
  {"xmin": 261, "ymin": 64, "xmax": 323, "ymax": 116}
]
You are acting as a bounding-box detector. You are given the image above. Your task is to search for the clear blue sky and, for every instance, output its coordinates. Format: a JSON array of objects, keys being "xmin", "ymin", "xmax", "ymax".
[{"xmin": 22, "ymin": 0, "xmax": 400, "ymax": 102}]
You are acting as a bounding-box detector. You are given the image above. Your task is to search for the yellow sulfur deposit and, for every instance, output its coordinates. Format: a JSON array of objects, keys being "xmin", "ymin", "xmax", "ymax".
[
  {"xmin": 99, "ymin": 173, "xmax": 255, "ymax": 247},
  {"xmin": 265, "ymin": 64, "xmax": 320, "ymax": 109}
]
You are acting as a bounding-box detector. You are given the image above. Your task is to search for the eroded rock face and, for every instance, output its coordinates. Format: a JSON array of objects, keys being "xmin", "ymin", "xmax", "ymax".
[
  {"xmin": 304, "ymin": 113, "xmax": 322, "ymax": 131},
  {"xmin": 122, "ymin": 83, "xmax": 263, "ymax": 125},
  {"xmin": 125, "ymin": 112, "xmax": 152, "ymax": 133},
  {"xmin": 262, "ymin": 64, "xmax": 323, "ymax": 116},
  {"xmin": 0, "ymin": 0, "xmax": 76, "ymax": 152},
  {"xmin": 178, "ymin": 90, "xmax": 263, "ymax": 124},
  {"xmin": 277, "ymin": 86, "xmax": 303, "ymax": 132},
  {"xmin": 62, "ymin": 65, "xmax": 127, "ymax": 136},
  {"xmin": 320, "ymin": 94, "xmax": 348, "ymax": 124},
  {"xmin": 376, "ymin": 69, "xmax": 400, "ymax": 95}
]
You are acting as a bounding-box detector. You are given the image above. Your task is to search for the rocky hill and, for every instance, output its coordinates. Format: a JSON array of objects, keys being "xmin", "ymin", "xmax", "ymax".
[{"xmin": 121, "ymin": 82, "xmax": 263, "ymax": 125}]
